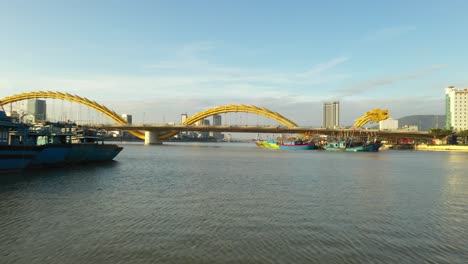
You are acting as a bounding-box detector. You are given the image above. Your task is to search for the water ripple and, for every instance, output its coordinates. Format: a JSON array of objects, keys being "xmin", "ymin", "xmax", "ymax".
[{"xmin": 1, "ymin": 144, "xmax": 468, "ymax": 263}]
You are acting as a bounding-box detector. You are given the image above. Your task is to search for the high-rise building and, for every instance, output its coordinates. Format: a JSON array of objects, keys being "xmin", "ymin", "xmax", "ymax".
[
  {"xmin": 121, "ymin": 114, "xmax": 132, "ymax": 124},
  {"xmin": 179, "ymin": 113, "xmax": 189, "ymax": 139},
  {"xmin": 322, "ymin": 101, "xmax": 340, "ymax": 128},
  {"xmin": 210, "ymin": 114, "xmax": 223, "ymax": 140},
  {"xmin": 379, "ymin": 118, "xmax": 398, "ymax": 130},
  {"xmin": 195, "ymin": 119, "xmax": 204, "ymax": 126},
  {"xmin": 201, "ymin": 119, "xmax": 210, "ymax": 138},
  {"xmin": 181, "ymin": 113, "xmax": 188, "ymax": 124},
  {"xmin": 445, "ymin": 86, "xmax": 468, "ymax": 131},
  {"xmin": 213, "ymin": 114, "xmax": 222, "ymax": 126},
  {"xmin": 118, "ymin": 114, "xmax": 133, "ymax": 138},
  {"xmin": 26, "ymin": 99, "xmax": 46, "ymax": 123}
]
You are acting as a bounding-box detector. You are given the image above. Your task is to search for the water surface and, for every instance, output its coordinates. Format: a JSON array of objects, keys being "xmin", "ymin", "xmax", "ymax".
[{"xmin": 1, "ymin": 143, "xmax": 467, "ymax": 263}]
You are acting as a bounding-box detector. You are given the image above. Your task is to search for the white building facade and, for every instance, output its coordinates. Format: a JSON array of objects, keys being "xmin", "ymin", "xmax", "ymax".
[
  {"xmin": 379, "ymin": 118, "xmax": 399, "ymax": 130},
  {"xmin": 446, "ymin": 86, "xmax": 468, "ymax": 131}
]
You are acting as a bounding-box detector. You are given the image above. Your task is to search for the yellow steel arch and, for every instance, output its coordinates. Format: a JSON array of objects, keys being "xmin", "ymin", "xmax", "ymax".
[
  {"xmin": 0, "ymin": 91, "xmax": 146, "ymax": 139},
  {"xmin": 158, "ymin": 104, "xmax": 299, "ymax": 140},
  {"xmin": 0, "ymin": 92, "xmax": 299, "ymax": 141},
  {"xmin": 353, "ymin": 108, "xmax": 389, "ymax": 128}
]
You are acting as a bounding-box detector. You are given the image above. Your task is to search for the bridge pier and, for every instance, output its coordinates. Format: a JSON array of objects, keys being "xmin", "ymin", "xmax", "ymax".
[{"xmin": 144, "ymin": 131, "xmax": 162, "ymax": 145}]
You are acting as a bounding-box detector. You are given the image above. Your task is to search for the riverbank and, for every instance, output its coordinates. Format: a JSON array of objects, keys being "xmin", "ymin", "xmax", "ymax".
[{"xmin": 415, "ymin": 144, "xmax": 468, "ymax": 152}]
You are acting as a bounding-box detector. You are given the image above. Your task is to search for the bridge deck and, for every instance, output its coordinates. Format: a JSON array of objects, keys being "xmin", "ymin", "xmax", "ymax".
[{"xmin": 97, "ymin": 124, "xmax": 432, "ymax": 139}]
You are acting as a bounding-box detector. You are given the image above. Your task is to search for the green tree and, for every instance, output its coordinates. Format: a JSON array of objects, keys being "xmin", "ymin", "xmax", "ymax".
[
  {"xmin": 429, "ymin": 128, "xmax": 452, "ymax": 139},
  {"xmin": 457, "ymin": 130, "xmax": 468, "ymax": 144}
]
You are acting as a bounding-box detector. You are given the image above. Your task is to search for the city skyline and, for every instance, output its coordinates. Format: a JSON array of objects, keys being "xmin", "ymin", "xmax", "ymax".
[{"xmin": 1, "ymin": 1, "xmax": 468, "ymax": 126}]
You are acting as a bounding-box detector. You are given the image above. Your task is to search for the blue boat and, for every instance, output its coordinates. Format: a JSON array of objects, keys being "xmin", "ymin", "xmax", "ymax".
[
  {"xmin": 27, "ymin": 122, "xmax": 123, "ymax": 168},
  {"xmin": 0, "ymin": 110, "xmax": 42, "ymax": 172},
  {"xmin": 324, "ymin": 139, "xmax": 382, "ymax": 152},
  {"xmin": 1, "ymin": 109, "xmax": 123, "ymax": 172},
  {"xmin": 277, "ymin": 141, "xmax": 318, "ymax": 150},
  {"xmin": 0, "ymin": 145, "xmax": 42, "ymax": 172}
]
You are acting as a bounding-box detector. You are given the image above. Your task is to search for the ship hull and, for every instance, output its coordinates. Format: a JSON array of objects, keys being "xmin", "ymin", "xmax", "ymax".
[
  {"xmin": 278, "ymin": 144, "xmax": 317, "ymax": 150},
  {"xmin": 256, "ymin": 140, "xmax": 279, "ymax": 149},
  {"xmin": 0, "ymin": 146, "xmax": 41, "ymax": 172},
  {"xmin": 324, "ymin": 142, "xmax": 382, "ymax": 152},
  {"xmin": 29, "ymin": 143, "xmax": 123, "ymax": 167}
]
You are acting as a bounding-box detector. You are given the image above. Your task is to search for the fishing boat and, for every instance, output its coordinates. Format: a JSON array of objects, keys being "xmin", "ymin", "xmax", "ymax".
[
  {"xmin": 255, "ymin": 140, "xmax": 265, "ymax": 148},
  {"xmin": 263, "ymin": 140, "xmax": 279, "ymax": 149},
  {"xmin": 277, "ymin": 140, "xmax": 318, "ymax": 150},
  {"xmin": 323, "ymin": 138, "xmax": 382, "ymax": 152},
  {"xmin": 256, "ymin": 138, "xmax": 318, "ymax": 150},
  {"xmin": 254, "ymin": 139, "xmax": 279, "ymax": 149}
]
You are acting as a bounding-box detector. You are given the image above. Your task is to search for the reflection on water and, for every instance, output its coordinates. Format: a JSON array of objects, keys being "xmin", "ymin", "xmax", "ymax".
[{"xmin": 1, "ymin": 143, "xmax": 467, "ymax": 263}]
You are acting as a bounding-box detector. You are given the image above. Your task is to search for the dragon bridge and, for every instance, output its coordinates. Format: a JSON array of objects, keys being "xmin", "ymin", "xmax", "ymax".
[
  {"xmin": 353, "ymin": 108, "xmax": 389, "ymax": 128},
  {"xmin": 0, "ymin": 91, "xmax": 299, "ymax": 141}
]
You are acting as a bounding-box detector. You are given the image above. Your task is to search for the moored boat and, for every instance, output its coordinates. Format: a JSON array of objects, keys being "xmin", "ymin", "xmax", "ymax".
[
  {"xmin": 0, "ymin": 110, "xmax": 41, "ymax": 172},
  {"xmin": 277, "ymin": 141, "xmax": 318, "ymax": 150},
  {"xmin": 1, "ymin": 108, "xmax": 123, "ymax": 172},
  {"xmin": 255, "ymin": 139, "xmax": 279, "ymax": 149},
  {"xmin": 255, "ymin": 140, "xmax": 265, "ymax": 148},
  {"xmin": 323, "ymin": 139, "xmax": 382, "ymax": 152},
  {"xmin": 27, "ymin": 122, "xmax": 123, "ymax": 167},
  {"xmin": 256, "ymin": 138, "xmax": 318, "ymax": 150},
  {"xmin": 0, "ymin": 145, "xmax": 41, "ymax": 172}
]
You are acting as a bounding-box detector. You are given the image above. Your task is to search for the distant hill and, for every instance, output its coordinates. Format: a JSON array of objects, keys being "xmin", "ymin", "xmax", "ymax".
[{"xmin": 397, "ymin": 115, "xmax": 445, "ymax": 131}]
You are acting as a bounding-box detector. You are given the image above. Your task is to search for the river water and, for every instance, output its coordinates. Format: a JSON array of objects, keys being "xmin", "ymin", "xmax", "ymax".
[{"xmin": 1, "ymin": 142, "xmax": 467, "ymax": 263}]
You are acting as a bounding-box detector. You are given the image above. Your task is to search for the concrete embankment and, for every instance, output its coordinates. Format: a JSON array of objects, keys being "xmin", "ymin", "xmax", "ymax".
[
  {"xmin": 415, "ymin": 144, "xmax": 468, "ymax": 152},
  {"xmin": 382, "ymin": 144, "xmax": 415, "ymax": 150}
]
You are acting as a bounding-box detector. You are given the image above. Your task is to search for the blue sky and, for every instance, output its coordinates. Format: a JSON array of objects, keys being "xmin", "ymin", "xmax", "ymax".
[{"xmin": 1, "ymin": 0, "xmax": 467, "ymax": 125}]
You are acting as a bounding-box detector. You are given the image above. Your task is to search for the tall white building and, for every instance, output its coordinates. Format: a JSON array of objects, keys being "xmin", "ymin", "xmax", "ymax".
[
  {"xmin": 445, "ymin": 86, "xmax": 468, "ymax": 131},
  {"xmin": 379, "ymin": 118, "xmax": 398, "ymax": 130},
  {"xmin": 322, "ymin": 101, "xmax": 340, "ymax": 128}
]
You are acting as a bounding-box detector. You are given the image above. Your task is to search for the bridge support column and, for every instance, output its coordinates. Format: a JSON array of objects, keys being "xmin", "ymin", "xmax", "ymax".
[{"xmin": 144, "ymin": 131, "xmax": 162, "ymax": 145}]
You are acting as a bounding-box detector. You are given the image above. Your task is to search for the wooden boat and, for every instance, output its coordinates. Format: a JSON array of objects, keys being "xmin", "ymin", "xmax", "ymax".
[
  {"xmin": 323, "ymin": 139, "xmax": 382, "ymax": 152},
  {"xmin": 254, "ymin": 140, "xmax": 279, "ymax": 149},
  {"xmin": 277, "ymin": 141, "xmax": 318, "ymax": 150}
]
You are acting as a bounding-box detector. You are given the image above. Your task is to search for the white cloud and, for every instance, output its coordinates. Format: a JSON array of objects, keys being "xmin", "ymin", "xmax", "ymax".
[
  {"xmin": 336, "ymin": 64, "xmax": 449, "ymax": 97},
  {"xmin": 297, "ymin": 56, "xmax": 349, "ymax": 77},
  {"xmin": 0, "ymin": 42, "xmax": 447, "ymax": 127},
  {"xmin": 361, "ymin": 26, "xmax": 417, "ymax": 43}
]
